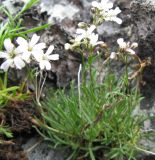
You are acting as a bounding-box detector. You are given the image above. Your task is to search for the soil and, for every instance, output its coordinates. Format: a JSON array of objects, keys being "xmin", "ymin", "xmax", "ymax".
[{"xmin": 0, "ymin": 98, "xmax": 40, "ymax": 160}]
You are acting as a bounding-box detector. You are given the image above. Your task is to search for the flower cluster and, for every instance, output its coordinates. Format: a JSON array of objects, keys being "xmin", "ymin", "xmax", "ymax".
[
  {"xmin": 65, "ymin": 0, "xmax": 122, "ymax": 55},
  {"xmin": 92, "ymin": 0, "xmax": 122, "ymax": 25},
  {"xmin": 110, "ymin": 38, "xmax": 138, "ymax": 59},
  {"xmin": 65, "ymin": 23, "xmax": 104, "ymax": 52},
  {"xmin": 0, "ymin": 34, "xmax": 59, "ymax": 71}
]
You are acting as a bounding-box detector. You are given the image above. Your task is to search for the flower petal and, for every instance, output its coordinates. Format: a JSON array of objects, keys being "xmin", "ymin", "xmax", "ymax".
[
  {"xmin": 110, "ymin": 52, "xmax": 117, "ymax": 59},
  {"xmin": 16, "ymin": 37, "xmax": 28, "ymax": 48},
  {"xmin": 4, "ymin": 38, "xmax": 14, "ymax": 52},
  {"xmin": 76, "ymin": 28, "xmax": 85, "ymax": 35},
  {"xmin": 39, "ymin": 61, "xmax": 45, "ymax": 70},
  {"xmin": 117, "ymin": 38, "xmax": 126, "ymax": 48},
  {"xmin": 22, "ymin": 51, "xmax": 31, "ymax": 63},
  {"xmin": 48, "ymin": 54, "xmax": 59, "ymax": 61},
  {"xmin": 29, "ymin": 34, "xmax": 40, "ymax": 47},
  {"xmin": 45, "ymin": 61, "xmax": 51, "ymax": 70},
  {"xmin": 126, "ymin": 48, "xmax": 135, "ymax": 55},
  {"xmin": 33, "ymin": 52, "xmax": 43, "ymax": 62},
  {"xmin": 14, "ymin": 57, "xmax": 25, "ymax": 69},
  {"xmin": 33, "ymin": 43, "xmax": 46, "ymax": 51},
  {"xmin": 65, "ymin": 43, "xmax": 71, "ymax": 50},
  {"xmin": 112, "ymin": 17, "xmax": 122, "ymax": 24},
  {"xmin": 0, "ymin": 59, "xmax": 13, "ymax": 71},
  {"xmin": 0, "ymin": 52, "xmax": 9, "ymax": 58},
  {"xmin": 45, "ymin": 45, "xmax": 54, "ymax": 55},
  {"xmin": 90, "ymin": 34, "xmax": 98, "ymax": 46},
  {"xmin": 87, "ymin": 25, "xmax": 96, "ymax": 34},
  {"xmin": 92, "ymin": 1, "xmax": 100, "ymax": 8},
  {"xmin": 131, "ymin": 42, "xmax": 138, "ymax": 48}
]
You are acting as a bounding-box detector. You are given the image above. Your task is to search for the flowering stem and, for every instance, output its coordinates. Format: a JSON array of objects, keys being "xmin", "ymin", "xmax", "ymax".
[
  {"xmin": 4, "ymin": 71, "xmax": 8, "ymax": 88},
  {"xmin": 124, "ymin": 55, "xmax": 129, "ymax": 90},
  {"xmin": 78, "ymin": 64, "xmax": 82, "ymax": 116},
  {"xmin": 81, "ymin": 54, "xmax": 86, "ymax": 86}
]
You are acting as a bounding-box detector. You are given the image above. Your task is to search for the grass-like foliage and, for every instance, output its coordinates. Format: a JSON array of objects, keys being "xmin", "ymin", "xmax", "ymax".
[
  {"xmin": 37, "ymin": 73, "xmax": 142, "ymax": 160},
  {"xmin": 0, "ymin": 125, "xmax": 13, "ymax": 140},
  {"xmin": 0, "ymin": 0, "xmax": 49, "ymax": 50}
]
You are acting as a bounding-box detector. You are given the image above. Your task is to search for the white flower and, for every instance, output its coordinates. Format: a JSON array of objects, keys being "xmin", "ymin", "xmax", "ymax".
[
  {"xmin": 35, "ymin": 45, "xmax": 59, "ymax": 70},
  {"xmin": 92, "ymin": 0, "xmax": 122, "ymax": 24},
  {"xmin": 104, "ymin": 7, "xmax": 122, "ymax": 24},
  {"xmin": 131, "ymin": 42, "xmax": 138, "ymax": 49},
  {"xmin": 117, "ymin": 38, "xmax": 127, "ymax": 49},
  {"xmin": 92, "ymin": 0, "xmax": 113, "ymax": 11},
  {"xmin": 117, "ymin": 38, "xmax": 138, "ymax": 55},
  {"xmin": 0, "ymin": 39, "xmax": 25, "ymax": 71},
  {"xmin": 16, "ymin": 34, "xmax": 46, "ymax": 63},
  {"xmin": 65, "ymin": 43, "xmax": 71, "ymax": 50},
  {"xmin": 75, "ymin": 25, "xmax": 96, "ymax": 42},
  {"xmin": 110, "ymin": 52, "xmax": 117, "ymax": 59},
  {"xmin": 89, "ymin": 33, "xmax": 104, "ymax": 46}
]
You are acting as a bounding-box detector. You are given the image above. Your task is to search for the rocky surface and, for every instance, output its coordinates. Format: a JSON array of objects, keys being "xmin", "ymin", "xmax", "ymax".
[
  {"xmin": 130, "ymin": 0, "xmax": 155, "ymax": 156},
  {"xmin": 22, "ymin": 137, "xmax": 69, "ymax": 160}
]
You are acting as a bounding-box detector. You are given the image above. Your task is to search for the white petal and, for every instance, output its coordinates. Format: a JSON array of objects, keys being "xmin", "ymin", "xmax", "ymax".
[
  {"xmin": 76, "ymin": 28, "xmax": 85, "ymax": 35},
  {"xmin": 33, "ymin": 43, "xmax": 46, "ymax": 51},
  {"xmin": 29, "ymin": 34, "xmax": 40, "ymax": 47},
  {"xmin": 117, "ymin": 38, "xmax": 128, "ymax": 49},
  {"xmin": 65, "ymin": 43, "xmax": 71, "ymax": 50},
  {"xmin": 90, "ymin": 34, "xmax": 98, "ymax": 46},
  {"xmin": 1, "ymin": 59, "xmax": 13, "ymax": 71},
  {"xmin": 92, "ymin": 1, "xmax": 100, "ymax": 8},
  {"xmin": 131, "ymin": 42, "xmax": 138, "ymax": 48},
  {"xmin": 0, "ymin": 52, "xmax": 9, "ymax": 58},
  {"xmin": 22, "ymin": 51, "xmax": 31, "ymax": 63},
  {"xmin": 126, "ymin": 48, "xmax": 135, "ymax": 55},
  {"xmin": 95, "ymin": 41, "xmax": 104, "ymax": 45},
  {"xmin": 33, "ymin": 52, "xmax": 43, "ymax": 62},
  {"xmin": 87, "ymin": 25, "xmax": 96, "ymax": 34},
  {"xmin": 45, "ymin": 61, "xmax": 51, "ymax": 70},
  {"xmin": 4, "ymin": 39, "xmax": 14, "ymax": 52},
  {"xmin": 45, "ymin": 45, "xmax": 54, "ymax": 55},
  {"xmin": 16, "ymin": 37, "xmax": 28, "ymax": 48},
  {"xmin": 110, "ymin": 52, "xmax": 117, "ymax": 59},
  {"xmin": 75, "ymin": 35, "xmax": 84, "ymax": 42},
  {"xmin": 117, "ymin": 38, "xmax": 124, "ymax": 44},
  {"xmin": 14, "ymin": 57, "xmax": 25, "ymax": 69},
  {"xmin": 101, "ymin": 0, "xmax": 113, "ymax": 10},
  {"xmin": 39, "ymin": 61, "xmax": 45, "ymax": 70},
  {"xmin": 114, "ymin": 7, "xmax": 121, "ymax": 15},
  {"xmin": 15, "ymin": 45, "xmax": 28, "ymax": 54},
  {"xmin": 48, "ymin": 54, "xmax": 59, "ymax": 61},
  {"xmin": 113, "ymin": 17, "xmax": 122, "ymax": 24},
  {"xmin": 106, "ymin": 2, "xmax": 113, "ymax": 9}
]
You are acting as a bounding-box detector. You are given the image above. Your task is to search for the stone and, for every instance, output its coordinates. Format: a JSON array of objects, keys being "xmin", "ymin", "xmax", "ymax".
[
  {"xmin": 131, "ymin": 0, "xmax": 155, "ymax": 157},
  {"xmin": 22, "ymin": 137, "xmax": 70, "ymax": 160},
  {"xmin": 131, "ymin": 0, "xmax": 155, "ymax": 109}
]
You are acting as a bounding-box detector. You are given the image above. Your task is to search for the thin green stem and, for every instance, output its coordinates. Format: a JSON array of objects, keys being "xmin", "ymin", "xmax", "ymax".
[{"xmin": 4, "ymin": 71, "xmax": 8, "ymax": 89}]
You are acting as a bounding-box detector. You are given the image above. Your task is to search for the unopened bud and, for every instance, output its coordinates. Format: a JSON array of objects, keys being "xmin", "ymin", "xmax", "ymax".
[
  {"xmin": 78, "ymin": 22, "xmax": 87, "ymax": 28},
  {"xmin": 131, "ymin": 42, "xmax": 138, "ymax": 48}
]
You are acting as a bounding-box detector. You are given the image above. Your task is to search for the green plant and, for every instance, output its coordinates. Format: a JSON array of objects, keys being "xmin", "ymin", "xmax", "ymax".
[
  {"xmin": 0, "ymin": 0, "xmax": 52, "ymax": 105},
  {"xmin": 0, "ymin": 0, "xmax": 49, "ymax": 50},
  {"xmin": 0, "ymin": 125, "xmax": 13, "ymax": 140},
  {"xmin": 36, "ymin": 72, "xmax": 143, "ymax": 159},
  {"xmin": 34, "ymin": 0, "xmax": 153, "ymax": 159}
]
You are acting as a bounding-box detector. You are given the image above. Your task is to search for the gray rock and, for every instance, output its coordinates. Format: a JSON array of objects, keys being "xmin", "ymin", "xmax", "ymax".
[
  {"xmin": 131, "ymin": 0, "xmax": 155, "ymax": 109},
  {"xmin": 22, "ymin": 137, "xmax": 69, "ymax": 160},
  {"xmin": 131, "ymin": 0, "xmax": 155, "ymax": 156}
]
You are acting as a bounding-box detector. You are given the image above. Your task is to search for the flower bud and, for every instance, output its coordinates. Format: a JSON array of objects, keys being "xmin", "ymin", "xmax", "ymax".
[
  {"xmin": 131, "ymin": 42, "xmax": 138, "ymax": 48},
  {"xmin": 65, "ymin": 43, "xmax": 71, "ymax": 50},
  {"xmin": 78, "ymin": 22, "xmax": 87, "ymax": 28}
]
